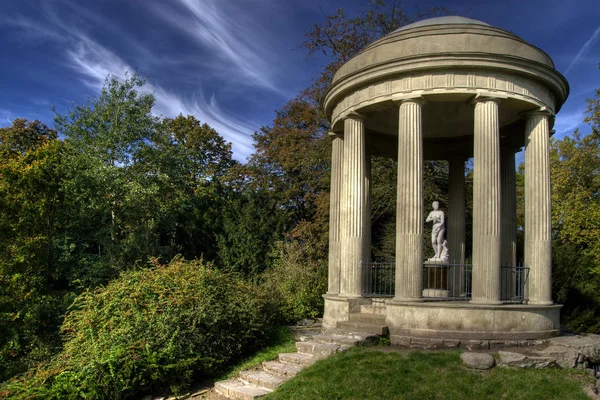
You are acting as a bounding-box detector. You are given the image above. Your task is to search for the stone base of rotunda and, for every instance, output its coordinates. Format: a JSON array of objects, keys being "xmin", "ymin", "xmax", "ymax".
[
  {"xmin": 386, "ymin": 301, "xmax": 561, "ymax": 343},
  {"xmin": 322, "ymin": 294, "xmax": 371, "ymax": 329}
]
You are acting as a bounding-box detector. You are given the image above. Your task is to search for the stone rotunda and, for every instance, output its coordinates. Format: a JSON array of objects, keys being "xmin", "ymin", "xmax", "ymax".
[{"xmin": 322, "ymin": 16, "xmax": 569, "ymax": 343}]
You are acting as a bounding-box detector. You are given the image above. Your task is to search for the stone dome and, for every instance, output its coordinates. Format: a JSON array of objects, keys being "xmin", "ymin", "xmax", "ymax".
[
  {"xmin": 392, "ymin": 16, "xmax": 491, "ymax": 32},
  {"xmin": 325, "ymin": 16, "xmax": 569, "ymax": 126}
]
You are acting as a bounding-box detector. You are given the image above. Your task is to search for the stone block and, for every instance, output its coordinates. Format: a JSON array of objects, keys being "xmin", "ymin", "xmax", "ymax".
[
  {"xmin": 262, "ymin": 361, "xmax": 303, "ymax": 378},
  {"xmin": 460, "ymin": 352, "xmax": 495, "ymax": 370},
  {"xmin": 534, "ymin": 334, "xmax": 600, "ymax": 368},
  {"xmin": 239, "ymin": 370, "xmax": 286, "ymax": 390},
  {"xmin": 498, "ymin": 351, "xmax": 557, "ymax": 368}
]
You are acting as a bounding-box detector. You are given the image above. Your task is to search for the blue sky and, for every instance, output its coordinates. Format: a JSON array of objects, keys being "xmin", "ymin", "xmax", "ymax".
[{"xmin": 0, "ymin": 0, "xmax": 599, "ymax": 161}]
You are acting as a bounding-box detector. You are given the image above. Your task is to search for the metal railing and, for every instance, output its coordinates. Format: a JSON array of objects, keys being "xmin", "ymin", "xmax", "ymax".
[
  {"xmin": 500, "ymin": 264, "xmax": 529, "ymax": 303},
  {"xmin": 363, "ymin": 260, "xmax": 529, "ymax": 303},
  {"xmin": 363, "ymin": 261, "xmax": 395, "ymax": 297}
]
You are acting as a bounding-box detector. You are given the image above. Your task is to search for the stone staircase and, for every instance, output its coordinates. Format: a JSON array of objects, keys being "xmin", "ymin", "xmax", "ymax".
[{"xmin": 214, "ymin": 329, "xmax": 379, "ymax": 399}]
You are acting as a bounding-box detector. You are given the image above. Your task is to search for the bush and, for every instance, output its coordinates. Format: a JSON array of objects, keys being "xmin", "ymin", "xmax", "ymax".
[
  {"xmin": 2, "ymin": 258, "xmax": 270, "ymax": 399},
  {"xmin": 260, "ymin": 240, "xmax": 327, "ymax": 324},
  {"xmin": 553, "ymin": 241, "xmax": 600, "ymax": 333}
]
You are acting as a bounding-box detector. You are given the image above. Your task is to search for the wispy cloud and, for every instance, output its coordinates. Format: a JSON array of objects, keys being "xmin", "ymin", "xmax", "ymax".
[
  {"xmin": 0, "ymin": 6, "xmax": 259, "ymax": 160},
  {"xmin": 553, "ymin": 108, "xmax": 585, "ymax": 138},
  {"xmin": 152, "ymin": 0, "xmax": 290, "ymax": 97},
  {"xmin": 0, "ymin": 109, "xmax": 14, "ymax": 126},
  {"xmin": 564, "ymin": 24, "xmax": 600, "ymax": 75},
  {"xmin": 65, "ymin": 35, "xmax": 257, "ymax": 160}
]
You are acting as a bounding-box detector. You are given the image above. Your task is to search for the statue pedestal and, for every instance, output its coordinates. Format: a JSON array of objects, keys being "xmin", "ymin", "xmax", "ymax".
[{"xmin": 423, "ymin": 260, "xmax": 450, "ymax": 298}]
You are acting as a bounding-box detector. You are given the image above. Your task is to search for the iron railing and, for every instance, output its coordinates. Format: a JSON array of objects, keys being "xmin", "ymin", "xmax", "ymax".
[
  {"xmin": 363, "ymin": 261, "xmax": 529, "ymax": 303},
  {"xmin": 363, "ymin": 261, "xmax": 395, "ymax": 297},
  {"xmin": 500, "ymin": 264, "xmax": 529, "ymax": 303}
]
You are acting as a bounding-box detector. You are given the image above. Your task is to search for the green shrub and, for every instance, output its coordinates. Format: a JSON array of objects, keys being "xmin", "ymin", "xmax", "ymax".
[
  {"xmin": 260, "ymin": 240, "xmax": 327, "ymax": 323},
  {"xmin": 2, "ymin": 258, "xmax": 270, "ymax": 399}
]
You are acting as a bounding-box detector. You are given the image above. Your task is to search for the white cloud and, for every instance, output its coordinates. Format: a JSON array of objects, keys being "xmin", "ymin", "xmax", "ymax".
[
  {"xmin": 152, "ymin": 0, "xmax": 290, "ymax": 97},
  {"xmin": 0, "ymin": 109, "xmax": 14, "ymax": 126},
  {"xmin": 65, "ymin": 37, "xmax": 257, "ymax": 160},
  {"xmin": 553, "ymin": 108, "xmax": 585, "ymax": 138},
  {"xmin": 564, "ymin": 24, "xmax": 600, "ymax": 75},
  {"xmin": 0, "ymin": 9, "xmax": 258, "ymax": 161}
]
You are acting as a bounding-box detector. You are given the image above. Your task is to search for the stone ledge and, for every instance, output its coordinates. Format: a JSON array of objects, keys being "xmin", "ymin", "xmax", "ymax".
[{"xmin": 390, "ymin": 335, "xmax": 545, "ymax": 350}]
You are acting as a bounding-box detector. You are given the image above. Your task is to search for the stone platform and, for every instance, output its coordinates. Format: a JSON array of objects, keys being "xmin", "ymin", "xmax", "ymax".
[{"xmin": 324, "ymin": 296, "xmax": 561, "ymax": 342}]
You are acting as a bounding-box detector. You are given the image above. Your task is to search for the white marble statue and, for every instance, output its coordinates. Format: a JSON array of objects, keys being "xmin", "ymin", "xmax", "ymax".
[{"xmin": 425, "ymin": 201, "xmax": 447, "ymax": 261}]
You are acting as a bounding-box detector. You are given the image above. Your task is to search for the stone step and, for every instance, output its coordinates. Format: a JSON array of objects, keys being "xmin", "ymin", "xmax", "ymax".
[
  {"xmin": 296, "ymin": 341, "xmax": 344, "ymax": 357},
  {"xmin": 239, "ymin": 370, "xmax": 286, "ymax": 390},
  {"xmin": 312, "ymin": 332, "xmax": 378, "ymax": 346},
  {"xmin": 278, "ymin": 352, "xmax": 316, "ymax": 366},
  {"xmin": 348, "ymin": 312, "xmax": 387, "ymax": 324},
  {"xmin": 215, "ymin": 379, "xmax": 271, "ymax": 400},
  {"xmin": 336, "ymin": 321, "xmax": 389, "ymax": 336},
  {"xmin": 262, "ymin": 360, "xmax": 304, "ymax": 378}
]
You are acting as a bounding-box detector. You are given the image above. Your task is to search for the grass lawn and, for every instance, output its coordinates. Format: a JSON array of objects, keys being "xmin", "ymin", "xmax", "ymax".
[{"xmin": 266, "ymin": 347, "xmax": 594, "ymax": 400}]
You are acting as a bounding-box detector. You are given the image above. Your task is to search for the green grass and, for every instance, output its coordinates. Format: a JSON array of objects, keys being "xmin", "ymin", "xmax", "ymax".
[
  {"xmin": 220, "ymin": 326, "xmax": 297, "ymax": 380},
  {"xmin": 266, "ymin": 347, "xmax": 594, "ymax": 400}
]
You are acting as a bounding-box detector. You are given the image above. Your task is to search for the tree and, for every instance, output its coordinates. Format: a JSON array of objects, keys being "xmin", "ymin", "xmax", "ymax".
[
  {"xmin": 303, "ymin": 0, "xmax": 451, "ymax": 103},
  {"xmin": 0, "ymin": 119, "xmax": 70, "ymax": 381},
  {"xmin": 548, "ymin": 67, "xmax": 600, "ymax": 332},
  {"xmin": 145, "ymin": 114, "xmax": 236, "ymax": 262}
]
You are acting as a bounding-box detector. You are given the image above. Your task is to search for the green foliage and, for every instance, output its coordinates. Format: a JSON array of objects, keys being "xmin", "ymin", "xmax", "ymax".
[
  {"xmin": 3, "ymin": 258, "xmax": 270, "ymax": 399},
  {"xmin": 548, "ymin": 75, "xmax": 600, "ymax": 333},
  {"xmin": 217, "ymin": 189, "xmax": 287, "ymax": 277},
  {"xmin": 260, "ymin": 241, "xmax": 328, "ymax": 323},
  {"xmin": 0, "ymin": 75, "xmax": 239, "ymax": 383},
  {"xmin": 0, "ymin": 119, "xmax": 71, "ymax": 381},
  {"xmin": 267, "ymin": 348, "xmax": 593, "ymax": 400},
  {"xmin": 553, "ymin": 242, "xmax": 600, "ymax": 333}
]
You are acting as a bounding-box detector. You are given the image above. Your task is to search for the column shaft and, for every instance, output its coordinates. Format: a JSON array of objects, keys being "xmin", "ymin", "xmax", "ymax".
[
  {"xmin": 471, "ymin": 99, "xmax": 502, "ymax": 304},
  {"xmin": 339, "ymin": 116, "xmax": 368, "ymax": 297},
  {"xmin": 448, "ymin": 157, "xmax": 466, "ymax": 296},
  {"xmin": 525, "ymin": 112, "xmax": 552, "ymax": 305},
  {"xmin": 363, "ymin": 152, "xmax": 372, "ymax": 292},
  {"xmin": 448, "ymin": 158, "xmax": 466, "ymax": 264},
  {"xmin": 500, "ymin": 147, "xmax": 518, "ymax": 299},
  {"xmin": 395, "ymin": 100, "xmax": 424, "ymax": 301},
  {"xmin": 327, "ymin": 133, "xmax": 343, "ymax": 294}
]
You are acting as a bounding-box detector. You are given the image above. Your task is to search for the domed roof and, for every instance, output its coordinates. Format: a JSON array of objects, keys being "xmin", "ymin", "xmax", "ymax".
[
  {"xmin": 323, "ymin": 15, "xmax": 569, "ymax": 124},
  {"xmin": 330, "ymin": 16, "xmax": 557, "ymax": 85},
  {"xmin": 392, "ymin": 16, "xmax": 490, "ymax": 32}
]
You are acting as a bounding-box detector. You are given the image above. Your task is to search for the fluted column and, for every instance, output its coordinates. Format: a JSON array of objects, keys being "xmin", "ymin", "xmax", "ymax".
[
  {"xmin": 448, "ymin": 156, "xmax": 466, "ymax": 296},
  {"xmin": 394, "ymin": 99, "xmax": 424, "ymax": 301},
  {"xmin": 471, "ymin": 98, "xmax": 502, "ymax": 305},
  {"xmin": 363, "ymin": 151, "xmax": 372, "ymax": 292},
  {"xmin": 327, "ymin": 132, "xmax": 343, "ymax": 295},
  {"xmin": 500, "ymin": 146, "xmax": 518, "ymax": 299},
  {"xmin": 448, "ymin": 157, "xmax": 466, "ymax": 265},
  {"xmin": 525, "ymin": 112, "xmax": 552, "ymax": 305},
  {"xmin": 339, "ymin": 114, "xmax": 368, "ymax": 297}
]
